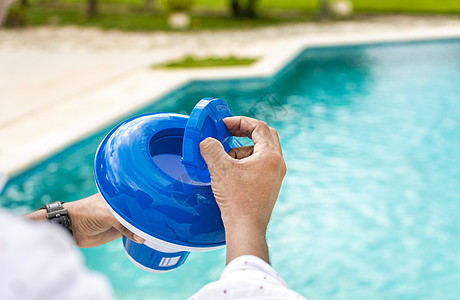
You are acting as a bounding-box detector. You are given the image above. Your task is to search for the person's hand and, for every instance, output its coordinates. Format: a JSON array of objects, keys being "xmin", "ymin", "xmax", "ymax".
[
  {"xmin": 25, "ymin": 193, "xmax": 145, "ymax": 248},
  {"xmin": 200, "ymin": 116, "xmax": 286, "ymax": 264},
  {"xmin": 64, "ymin": 194, "xmax": 145, "ymax": 247}
]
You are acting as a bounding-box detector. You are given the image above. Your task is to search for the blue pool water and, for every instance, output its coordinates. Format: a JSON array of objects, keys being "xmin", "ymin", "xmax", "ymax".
[{"xmin": 2, "ymin": 39, "xmax": 460, "ymax": 299}]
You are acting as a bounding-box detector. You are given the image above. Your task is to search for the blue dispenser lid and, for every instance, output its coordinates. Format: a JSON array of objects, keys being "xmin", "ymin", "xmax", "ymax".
[{"xmin": 181, "ymin": 98, "xmax": 234, "ymax": 183}]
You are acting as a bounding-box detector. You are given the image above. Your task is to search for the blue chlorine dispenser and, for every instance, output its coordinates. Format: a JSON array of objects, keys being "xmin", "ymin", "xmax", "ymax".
[{"xmin": 94, "ymin": 98, "xmax": 240, "ymax": 272}]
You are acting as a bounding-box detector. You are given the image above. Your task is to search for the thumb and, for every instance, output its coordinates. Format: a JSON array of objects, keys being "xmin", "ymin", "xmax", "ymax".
[
  {"xmin": 200, "ymin": 137, "xmax": 232, "ymax": 176},
  {"xmin": 111, "ymin": 221, "xmax": 145, "ymax": 244}
]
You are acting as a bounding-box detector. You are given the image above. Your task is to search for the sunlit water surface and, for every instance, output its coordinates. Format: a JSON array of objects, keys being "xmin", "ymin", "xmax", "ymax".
[{"xmin": 2, "ymin": 39, "xmax": 460, "ymax": 299}]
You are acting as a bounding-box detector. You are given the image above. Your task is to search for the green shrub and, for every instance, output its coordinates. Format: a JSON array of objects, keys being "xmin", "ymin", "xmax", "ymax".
[
  {"xmin": 153, "ymin": 55, "xmax": 258, "ymax": 69},
  {"xmin": 5, "ymin": 6, "xmax": 27, "ymax": 27},
  {"xmin": 162, "ymin": 0, "xmax": 194, "ymax": 12}
]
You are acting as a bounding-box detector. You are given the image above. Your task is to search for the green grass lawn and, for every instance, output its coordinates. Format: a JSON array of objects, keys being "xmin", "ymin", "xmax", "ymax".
[
  {"xmin": 37, "ymin": 0, "xmax": 460, "ymax": 13},
  {"xmin": 6, "ymin": 0, "xmax": 460, "ymax": 31},
  {"xmin": 153, "ymin": 55, "xmax": 258, "ymax": 69},
  {"xmin": 351, "ymin": 0, "xmax": 460, "ymax": 13},
  {"xmin": 15, "ymin": 5, "xmax": 305, "ymax": 31},
  {"xmin": 201, "ymin": 0, "xmax": 460, "ymax": 13}
]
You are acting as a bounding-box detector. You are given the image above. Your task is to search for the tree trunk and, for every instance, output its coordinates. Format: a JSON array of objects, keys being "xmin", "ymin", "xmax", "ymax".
[
  {"xmin": 246, "ymin": 0, "xmax": 257, "ymax": 18},
  {"xmin": 145, "ymin": 0, "xmax": 154, "ymax": 10},
  {"xmin": 231, "ymin": 0, "xmax": 241, "ymax": 17},
  {"xmin": 87, "ymin": 0, "xmax": 97, "ymax": 17},
  {"xmin": 316, "ymin": 0, "xmax": 329, "ymax": 21},
  {"xmin": 231, "ymin": 0, "xmax": 259, "ymax": 18}
]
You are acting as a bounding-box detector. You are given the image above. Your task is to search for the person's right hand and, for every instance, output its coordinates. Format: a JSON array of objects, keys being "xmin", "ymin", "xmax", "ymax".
[{"xmin": 200, "ymin": 116, "xmax": 286, "ymax": 264}]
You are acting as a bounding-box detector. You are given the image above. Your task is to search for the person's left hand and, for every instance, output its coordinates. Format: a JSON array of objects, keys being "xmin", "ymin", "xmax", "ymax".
[
  {"xmin": 25, "ymin": 193, "xmax": 145, "ymax": 248},
  {"xmin": 63, "ymin": 193, "xmax": 145, "ymax": 247}
]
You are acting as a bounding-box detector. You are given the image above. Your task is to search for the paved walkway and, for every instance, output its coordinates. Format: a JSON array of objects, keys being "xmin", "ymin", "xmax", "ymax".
[{"xmin": 1, "ymin": 15, "xmax": 460, "ymax": 178}]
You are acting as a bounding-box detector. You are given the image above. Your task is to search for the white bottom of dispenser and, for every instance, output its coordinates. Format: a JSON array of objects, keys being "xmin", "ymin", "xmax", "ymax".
[{"xmin": 124, "ymin": 249, "xmax": 172, "ymax": 273}]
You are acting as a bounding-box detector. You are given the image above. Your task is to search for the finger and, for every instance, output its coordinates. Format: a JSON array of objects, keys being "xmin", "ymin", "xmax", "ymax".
[
  {"xmin": 223, "ymin": 116, "xmax": 273, "ymax": 153},
  {"xmin": 269, "ymin": 127, "xmax": 283, "ymax": 154},
  {"xmin": 200, "ymin": 137, "xmax": 233, "ymax": 164},
  {"xmin": 200, "ymin": 137, "xmax": 233, "ymax": 180},
  {"xmin": 93, "ymin": 227, "xmax": 123, "ymax": 246},
  {"xmin": 223, "ymin": 116, "xmax": 271, "ymax": 140},
  {"xmin": 100, "ymin": 227, "xmax": 123, "ymax": 242},
  {"xmin": 227, "ymin": 145, "xmax": 254, "ymax": 159},
  {"xmin": 112, "ymin": 222, "xmax": 145, "ymax": 244},
  {"xmin": 74, "ymin": 227, "xmax": 124, "ymax": 248}
]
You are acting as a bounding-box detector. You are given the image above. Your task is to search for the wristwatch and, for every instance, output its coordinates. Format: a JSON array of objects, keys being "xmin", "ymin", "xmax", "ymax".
[{"xmin": 41, "ymin": 201, "xmax": 72, "ymax": 235}]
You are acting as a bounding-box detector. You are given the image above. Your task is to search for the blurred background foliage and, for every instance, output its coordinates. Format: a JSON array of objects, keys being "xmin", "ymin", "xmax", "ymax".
[{"xmin": 4, "ymin": 0, "xmax": 460, "ymax": 31}]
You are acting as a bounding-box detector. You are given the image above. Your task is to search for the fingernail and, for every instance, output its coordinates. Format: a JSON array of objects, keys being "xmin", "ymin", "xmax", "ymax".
[{"xmin": 133, "ymin": 234, "xmax": 145, "ymax": 243}]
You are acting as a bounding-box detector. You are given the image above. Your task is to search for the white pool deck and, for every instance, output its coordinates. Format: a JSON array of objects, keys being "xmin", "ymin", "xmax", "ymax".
[{"xmin": 1, "ymin": 15, "xmax": 460, "ymax": 180}]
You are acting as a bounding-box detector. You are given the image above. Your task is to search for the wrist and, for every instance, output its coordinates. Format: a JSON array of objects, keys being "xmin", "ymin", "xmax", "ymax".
[
  {"xmin": 223, "ymin": 216, "xmax": 268, "ymax": 235},
  {"xmin": 24, "ymin": 208, "xmax": 47, "ymax": 221},
  {"xmin": 224, "ymin": 219, "xmax": 269, "ymax": 265},
  {"xmin": 24, "ymin": 202, "xmax": 72, "ymax": 235}
]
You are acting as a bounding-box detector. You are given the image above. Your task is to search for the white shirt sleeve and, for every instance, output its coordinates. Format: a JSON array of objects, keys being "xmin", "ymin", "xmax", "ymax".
[
  {"xmin": 188, "ymin": 255, "xmax": 307, "ymax": 300},
  {"xmin": 0, "ymin": 209, "xmax": 114, "ymax": 300}
]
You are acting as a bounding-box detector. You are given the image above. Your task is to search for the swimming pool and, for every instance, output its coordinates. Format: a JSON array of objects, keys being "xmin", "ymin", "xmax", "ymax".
[{"xmin": 1, "ymin": 38, "xmax": 460, "ymax": 299}]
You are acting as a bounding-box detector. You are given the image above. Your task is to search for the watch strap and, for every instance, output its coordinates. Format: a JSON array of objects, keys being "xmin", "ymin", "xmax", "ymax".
[{"xmin": 43, "ymin": 201, "xmax": 72, "ymax": 235}]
